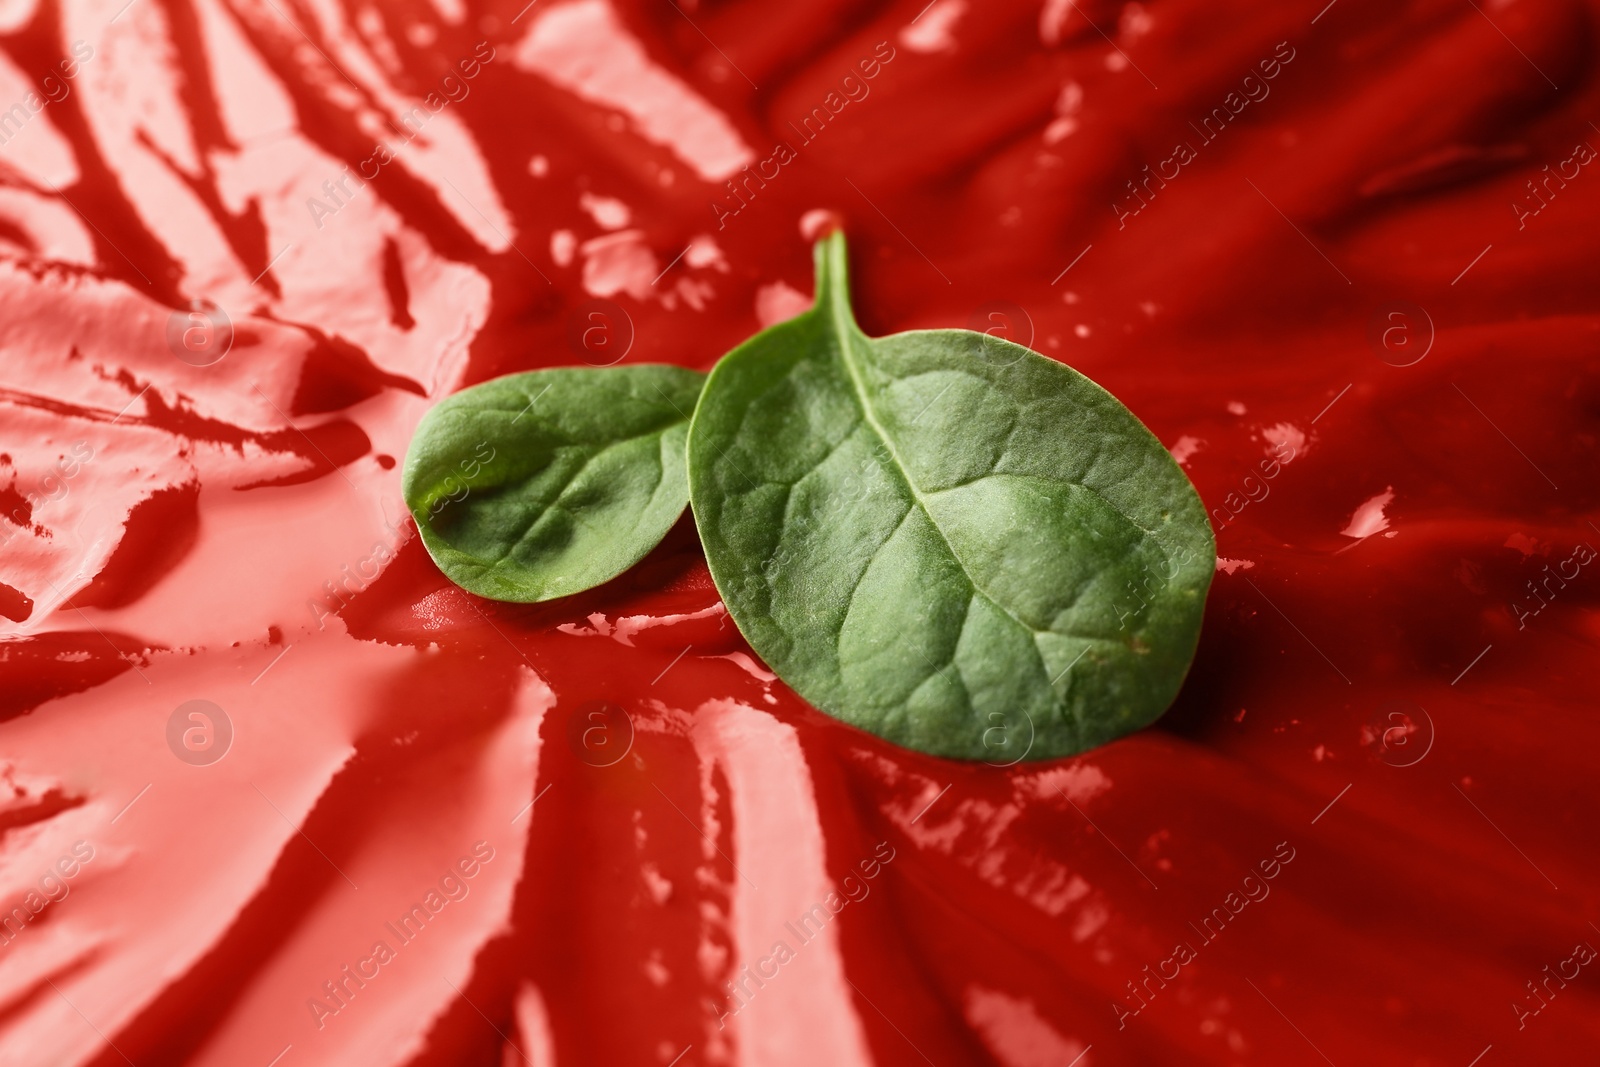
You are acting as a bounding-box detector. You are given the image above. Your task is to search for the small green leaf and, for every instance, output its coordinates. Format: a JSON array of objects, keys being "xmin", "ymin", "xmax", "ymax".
[
  {"xmin": 687, "ymin": 233, "xmax": 1213, "ymax": 761},
  {"xmin": 404, "ymin": 365, "xmax": 704, "ymax": 602}
]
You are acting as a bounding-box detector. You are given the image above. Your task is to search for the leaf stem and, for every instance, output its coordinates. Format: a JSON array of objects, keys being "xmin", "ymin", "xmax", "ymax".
[{"xmin": 813, "ymin": 231, "xmax": 857, "ymax": 329}]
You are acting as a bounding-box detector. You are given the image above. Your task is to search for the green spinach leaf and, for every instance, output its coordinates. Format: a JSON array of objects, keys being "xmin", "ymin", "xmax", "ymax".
[
  {"xmin": 687, "ymin": 234, "xmax": 1212, "ymax": 761},
  {"xmin": 404, "ymin": 365, "xmax": 704, "ymax": 603}
]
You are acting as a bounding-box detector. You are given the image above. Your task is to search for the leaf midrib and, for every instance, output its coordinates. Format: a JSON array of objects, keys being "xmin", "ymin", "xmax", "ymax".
[
  {"xmin": 822, "ymin": 299, "xmax": 1083, "ymax": 706},
  {"xmin": 879, "ymin": 361, "xmax": 1165, "ymax": 542},
  {"xmin": 476, "ymin": 425, "xmax": 678, "ymax": 576}
]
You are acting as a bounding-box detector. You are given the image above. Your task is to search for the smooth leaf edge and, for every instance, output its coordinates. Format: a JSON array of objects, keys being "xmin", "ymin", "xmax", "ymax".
[
  {"xmin": 686, "ymin": 233, "xmax": 1216, "ymax": 761},
  {"xmin": 403, "ymin": 364, "xmax": 704, "ymax": 604}
]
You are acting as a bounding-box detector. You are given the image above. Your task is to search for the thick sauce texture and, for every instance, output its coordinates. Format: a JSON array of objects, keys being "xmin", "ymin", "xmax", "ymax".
[{"xmin": 0, "ymin": 1, "xmax": 1597, "ymax": 1065}]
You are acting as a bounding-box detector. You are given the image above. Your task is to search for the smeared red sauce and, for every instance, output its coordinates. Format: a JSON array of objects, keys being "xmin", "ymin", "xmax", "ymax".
[{"xmin": 0, "ymin": 1, "xmax": 1596, "ymax": 1065}]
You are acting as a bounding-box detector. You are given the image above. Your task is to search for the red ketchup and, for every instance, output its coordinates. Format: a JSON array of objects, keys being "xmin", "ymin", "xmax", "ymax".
[{"xmin": 0, "ymin": 1, "xmax": 1595, "ymax": 1065}]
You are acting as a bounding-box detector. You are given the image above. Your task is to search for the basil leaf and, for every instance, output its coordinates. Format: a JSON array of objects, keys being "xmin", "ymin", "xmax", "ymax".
[
  {"xmin": 687, "ymin": 234, "xmax": 1213, "ymax": 761},
  {"xmin": 404, "ymin": 365, "xmax": 704, "ymax": 603}
]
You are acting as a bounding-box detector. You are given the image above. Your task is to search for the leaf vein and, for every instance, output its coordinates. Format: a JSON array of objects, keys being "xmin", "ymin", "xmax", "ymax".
[{"xmin": 827, "ymin": 318, "xmax": 1062, "ymax": 698}]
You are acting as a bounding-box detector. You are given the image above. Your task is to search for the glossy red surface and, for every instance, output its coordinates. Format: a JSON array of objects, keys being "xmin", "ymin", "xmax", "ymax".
[{"xmin": 1, "ymin": 1, "xmax": 1596, "ymax": 1065}]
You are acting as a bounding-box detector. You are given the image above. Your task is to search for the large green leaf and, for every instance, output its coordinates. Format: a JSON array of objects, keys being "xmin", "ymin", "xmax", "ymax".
[
  {"xmin": 404, "ymin": 365, "xmax": 704, "ymax": 602},
  {"xmin": 687, "ymin": 234, "xmax": 1213, "ymax": 761}
]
